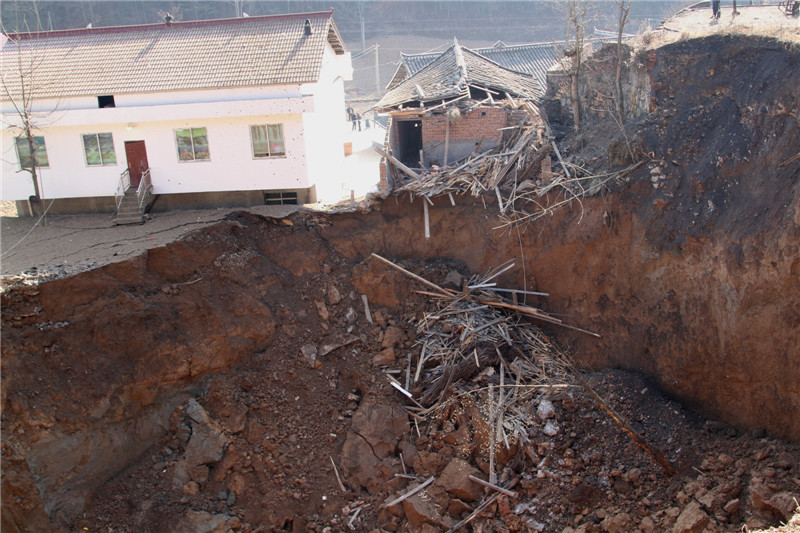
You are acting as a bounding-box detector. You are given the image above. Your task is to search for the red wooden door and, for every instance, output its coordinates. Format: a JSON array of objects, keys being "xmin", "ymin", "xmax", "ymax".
[{"xmin": 124, "ymin": 141, "xmax": 149, "ymax": 188}]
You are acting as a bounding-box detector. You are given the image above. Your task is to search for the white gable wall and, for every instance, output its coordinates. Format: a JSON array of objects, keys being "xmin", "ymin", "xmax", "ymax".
[{"xmin": 301, "ymin": 44, "xmax": 352, "ymax": 202}]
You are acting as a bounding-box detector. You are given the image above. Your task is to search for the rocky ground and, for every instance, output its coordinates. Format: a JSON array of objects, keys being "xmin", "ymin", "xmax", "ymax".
[{"xmin": 65, "ymin": 272, "xmax": 799, "ymax": 532}]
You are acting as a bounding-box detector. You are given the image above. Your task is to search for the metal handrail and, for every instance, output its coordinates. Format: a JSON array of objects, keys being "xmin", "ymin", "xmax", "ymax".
[
  {"xmin": 115, "ymin": 169, "xmax": 131, "ymax": 209},
  {"xmin": 136, "ymin": 169, "xmax": 152, "ymax": 212}
]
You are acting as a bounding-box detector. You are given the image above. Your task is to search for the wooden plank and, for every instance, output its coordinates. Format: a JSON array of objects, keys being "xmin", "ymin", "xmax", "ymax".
[
  {"xmin": 373, "ymin": 143, "xmax": 421, "ymax": 180},
  {"xmin": 384, "ymin": 476, "xmax": 436, "ymax": 509},
  {"xmin": 370, "ymin": 253, "xmax": 456, "ymax": 297}
]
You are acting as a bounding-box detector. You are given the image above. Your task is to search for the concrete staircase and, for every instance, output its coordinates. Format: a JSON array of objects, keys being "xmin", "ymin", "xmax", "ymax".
[{"xmin": 114, "ymin": 188, "xmax": 144, "ymax": 225}]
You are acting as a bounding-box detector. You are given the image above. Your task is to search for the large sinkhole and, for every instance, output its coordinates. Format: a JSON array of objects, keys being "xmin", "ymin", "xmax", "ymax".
[
  {"xmin": 3, "ymin": 33, "xmax": 800, "ymax": 533},
  {"xmin": 2, "ymin": 189, "xmax": 799, "ymax": 532}
]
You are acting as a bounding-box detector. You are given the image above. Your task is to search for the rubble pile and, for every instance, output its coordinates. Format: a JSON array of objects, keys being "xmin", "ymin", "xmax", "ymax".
[{"xmin": 385, "ymin": 98, "xmax": 645, "ymax": 231}]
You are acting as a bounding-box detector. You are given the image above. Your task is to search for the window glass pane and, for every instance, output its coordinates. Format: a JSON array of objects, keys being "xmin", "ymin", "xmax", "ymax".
[
  {"xmin": 16, "ymin": 137, "xmax": 33, "ymax": 168},
  {"xmin": 191, "ymin": 127, "xmax": 209, "ymax": 160},
  {"xmin": 176, "ymin": 128, "xmax": 194, "ymax": 161},
  {"xmin": 251, "ymin": 125, "xmax": 268, "ymax": 157},
  {"xmin": 83, "ymin": 134, "xmax": 101, "ymax": 165},
  {"xmin": 17, "ymin": 136, "xmax": 48, "ymax": 168},
  {"xmin": 98, "ymin": 133, "xmax": 116, "ymax": 164},
  {"xmin": 33, "ymin": 137, "xmax": 49, "ymax": 167},
  {"xmin": 267, "ymin": 124, "xmax": 285, "ymax": 156}
]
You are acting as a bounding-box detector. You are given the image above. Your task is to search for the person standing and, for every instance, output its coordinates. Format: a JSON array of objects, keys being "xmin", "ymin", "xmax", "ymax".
[{"xmin": 712, "ymin": 0, "xmax": 721, "ymax": 19}]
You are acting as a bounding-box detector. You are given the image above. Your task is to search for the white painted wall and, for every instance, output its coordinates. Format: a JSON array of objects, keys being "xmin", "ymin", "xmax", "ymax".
[
  {"xmin": 302, "ymin": 45, "xmax": 352, "ymax": 202},
  {"xmin": 1, "ymin": 44, "xmax": 353, "ymax": 204}
]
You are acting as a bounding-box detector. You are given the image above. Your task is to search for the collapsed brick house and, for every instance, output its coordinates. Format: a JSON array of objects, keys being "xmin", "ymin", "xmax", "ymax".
[{"xmin": 373, "ymin": 40, "xmax": 546, "ymax": 191}]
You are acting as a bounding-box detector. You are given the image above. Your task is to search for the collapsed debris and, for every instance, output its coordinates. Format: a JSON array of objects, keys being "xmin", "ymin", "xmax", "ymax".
[
  {"xmin": 373, "ymin": 39, "xmax": 647, "ymax": 231},
  {"xmin": 369, "ymin": 253, "xmax": 679, "ymax": 530}
]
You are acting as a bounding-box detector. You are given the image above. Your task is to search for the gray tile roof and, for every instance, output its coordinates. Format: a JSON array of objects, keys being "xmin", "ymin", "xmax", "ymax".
[
  {"xmin": 392, "ymin": 33, "xmax": 621, "ymax": 91},
  {"xmin": 1, "ymin": 11, "xmax": 346, "ymax": 99},
  {"xmin": 376, "ymin": 43, "xmax": 542, "ymax": 111}
]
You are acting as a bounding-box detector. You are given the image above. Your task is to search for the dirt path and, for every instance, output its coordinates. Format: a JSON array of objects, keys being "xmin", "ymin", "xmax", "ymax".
[{"xmin": 0, "ymin": 205, "xmax": 299, "ymax": 280}]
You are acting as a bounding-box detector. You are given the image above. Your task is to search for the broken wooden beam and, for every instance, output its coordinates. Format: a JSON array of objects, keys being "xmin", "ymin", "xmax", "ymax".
[
  {"xmin": 370, "ymin": 253, "xmax": 456, "ymax": 297},
  {"xmin": 373, "ymin": 144, "xmax": 421, "ymax": 180},
  {"xmin": 383, "ymin": 476, "xmax": 436, "ymax": 508}
]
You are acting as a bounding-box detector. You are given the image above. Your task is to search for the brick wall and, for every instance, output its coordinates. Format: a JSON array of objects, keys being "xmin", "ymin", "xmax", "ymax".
[
  {"xmin": 419, "ymin": 106, "xmax": 509, "ymax": 165},
  {"xmin": 421, "ymin": 106, "xmax": 508, "ymax": 145}
]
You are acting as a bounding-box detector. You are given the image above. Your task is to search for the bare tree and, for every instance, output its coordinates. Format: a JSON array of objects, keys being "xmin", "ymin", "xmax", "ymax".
[
  {"xmin": 551, "ymin": 0, "xmax": 589, "ymax": 132},
  {"xmin": 1, "ymin": 32, "xmax": 59, "ymax": 215},
  {"xmin": 614, "ymin": 0, "xmax": 633, "ymax": 123}
]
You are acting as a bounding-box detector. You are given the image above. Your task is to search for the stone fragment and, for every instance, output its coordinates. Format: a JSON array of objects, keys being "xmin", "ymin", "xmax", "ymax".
[
  {"xmin": 168, "ymin": 510, "xmax": 240, "ymax": 533},
  {"xmin": 698, "ymin": 485, "xmax": 727, "ymax": 512},
  {"xmin": 624, "ymin": 467, "xmax": 642, "ymax": 484},
  {"xmin": 327, "ymin": 285, "xmax": 342, "ymax": 305},
  {"xmin": 750, "ymin": 479, "xmax": 797, "ymax": 521},
  {"xmin": 401, "ymin": 491, "xmax": 454, "ymax": 530},
  {"xmin": 373, "ymin": 347, "xmax": 395, "ymax": 366},
  {"xmin": 374, "ymin": 310, "xmax": 387, "ymax": 328},
  {"xmin": 219, "ymin": 404, "xmax": 248, "ymax": 435},
  {"xmin": 671, "ymin": 501, "xmax": 710, "ymax": 533},
  {"xmin": 723, "ymin": 498, "xmax": 740, "ymax": 516},
  {"xmin": 381, "ymin": 326, "xmax": 405, "ymax": 349},
  {"xmin": 173, "ymin": 399, "xmax": 229, "ymax": 488},
  {"xmin": 412, "ymin": 451, "xmax": 450, "ymax": 477},
  {"xmin": 349, "ymin": 402, "xmax": 408, "ymax": 459},
  {"xmin": 300, "ymin": 344, "xmax": 317, "ymax": 367},
  {"xmin": 537, "ymin": 399, "xmax": 555, "ymax": 420},
  {"xmin": 340, "ymin": 402, "xmax": 408, "ymax": 494},
  {"xmin": 447, "ymin": 498, "xmax": 473, "ymax": 516},
  {"xmin": 435, "ymin": 458, "xmax": 484, "ymax": 502},
  {"xmin": 442, "ymin": 270, "xmax": 463, "ymax": 290},
  {"xmin": 315, "ymin": 300, "xmax": 329, "ymax": 321},
  {"xmin": 345, "ymin": 307, "xmax": 358, "ymax": 323},
  {"xmin": 543, "ymin": 420, "xmax": 560, "ymax": 436},
  {"xmin": 182, "ymin": 481, "xmax": 200, "ymax": 495},
  {"xmin": 640, "ymin": 516, "xmax": 656, "ymax": 533},
  {"xmin": 601, "ymin": 512, "xmax": 631, "ymax": 533},
  {"xmin": 189, "ymin": 465, "xmax": 209, "ymax": 484}
]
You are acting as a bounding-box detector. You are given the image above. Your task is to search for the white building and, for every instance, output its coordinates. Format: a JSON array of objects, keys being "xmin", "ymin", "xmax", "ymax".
[{"xmin": 0, "ymin": 11, "xmax": 352, "ymax": 218}]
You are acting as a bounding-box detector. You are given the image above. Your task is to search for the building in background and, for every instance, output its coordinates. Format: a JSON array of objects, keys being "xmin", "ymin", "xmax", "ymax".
[{"xmin": 1, "ymin": 11, "xmax": 352, "ymax": 221}]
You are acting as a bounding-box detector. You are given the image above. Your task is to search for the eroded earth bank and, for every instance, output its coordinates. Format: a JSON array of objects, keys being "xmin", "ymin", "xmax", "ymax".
[{"xmin": 2, "ymin": 34, "xmax": 799, "ymax": 533}]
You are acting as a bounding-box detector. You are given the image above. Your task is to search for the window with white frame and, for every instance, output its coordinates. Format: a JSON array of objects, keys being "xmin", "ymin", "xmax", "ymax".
[
  {"xmin": 82, "ymin": 133, "xmax": 117, "ymax": 165},
  {"xmin": 15, "ymin": 136, "xmax": 49, "ymax": 169},
  {"xmin": 175, "ymin": 127, "xmax": 210, "ymax": 161},
  {"xmin": 250, "ymin": 124, "xmax": 285, "ymax": 158}
]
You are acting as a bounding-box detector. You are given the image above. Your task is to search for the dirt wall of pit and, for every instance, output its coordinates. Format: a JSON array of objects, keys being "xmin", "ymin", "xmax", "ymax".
[{"xmin": 1, "ymin": 34, "xmax": 798, "ymax": 531}]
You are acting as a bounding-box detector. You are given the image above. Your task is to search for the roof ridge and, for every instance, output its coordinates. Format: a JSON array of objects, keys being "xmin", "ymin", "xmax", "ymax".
[
  {"xmin": 3, "ymin": 10, "xmax": 334, "ymax": 40},
  {"xmin": 460, "ymin": 47, "xmax": 536, "ymax": 79}
]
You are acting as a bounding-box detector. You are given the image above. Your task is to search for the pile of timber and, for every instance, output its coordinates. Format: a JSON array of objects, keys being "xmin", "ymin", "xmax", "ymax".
[
  {"xmin": 379, "ymin": 97, "xmax": 646, "ymax": 229},
  {"xmin": 381, "ymin": 99, "xmax": 549, "ymax": 201},
  {"xmin": 371, "ymin": 253, "xmax": 677, "ymax": 485}
]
